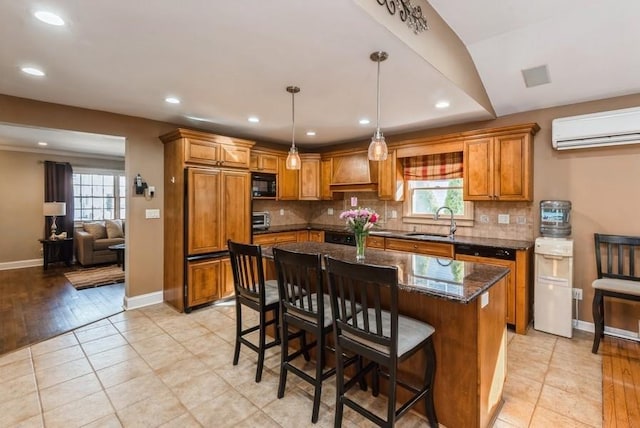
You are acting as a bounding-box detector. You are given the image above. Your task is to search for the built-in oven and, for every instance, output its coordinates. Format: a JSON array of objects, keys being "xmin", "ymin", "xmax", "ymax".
[
  {"xmin": 252, "ymin": 211, "xmax": 271, "ymax": 231},
  {"xmin": 251, "ymin": 173, "xmax": 277, "ymax": 199}
]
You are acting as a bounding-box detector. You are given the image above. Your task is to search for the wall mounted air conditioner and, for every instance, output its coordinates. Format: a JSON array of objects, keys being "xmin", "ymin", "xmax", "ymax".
[{"xmin": 552, "ymin": 106, "xmax": 640, "ymax": 150}]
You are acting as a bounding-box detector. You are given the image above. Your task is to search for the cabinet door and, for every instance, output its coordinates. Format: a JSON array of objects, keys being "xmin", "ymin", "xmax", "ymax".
[
  {"xmin": 220, "ymin": 257, "xmax": 235, "ymax": 299},
  {"xmin": 278, "ymin": 157, "xmax": 299, "ymax": 200},
  {"xmin": 385, "ymin": 238, "xmax": 454, "ymax": 258},
  {"xmin": 320, "ymin": 158, "xmax": 334, "ymax": 200},
  {"xmin": 187, "ymin": 168, "xmax": 223, "ymax": 254},
  {"xmin": 494, "ymin": 133, "xmax": 532, "ymax": 201},
  {"xmin": 378, "ymin": 150, "xmax": 404, "ymax": 201},
  {"xmin": 296, "ymin": 230, "xmax": 309, "ymax": 242},
  {"xmin": 463, "ymin": 137, "xmax": 494, "ymax": 200},
  {"xmin": 219, "ymin": 144, "xmax": 251, "ymax": 169},
  {"xmin": 309, "ymin": 230, "xmax": 325, "ymax": 242},
  {"xmin": 184, "ymin": 139, "xmax": 220, "ymax": 166},
  {"xmin": 251, "ymin": 153, "xmax": 279, "ymax": 173},
  {"xmin": 366, "ymin": 235, "xmax": 385, "ymax": 249},
  {"xmin": 455, "ymin": 253, "xmax": 516, "ymax": 325},
  {"xmin": 187, "ymin": 258, "xmax": 221, "ymax": 307},
  {"xmin": 222, "ymin": 170, "xmax": 251, "ymax": 246},
  {"xmin": 299, "ymin": 155, "xmax": 321, "ymax": 200}
]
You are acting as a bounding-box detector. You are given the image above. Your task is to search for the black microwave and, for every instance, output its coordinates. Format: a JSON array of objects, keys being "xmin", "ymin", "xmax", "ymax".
[{"xmin": 251, "ymin": 173, "xmax": 277, "ymax": 198}]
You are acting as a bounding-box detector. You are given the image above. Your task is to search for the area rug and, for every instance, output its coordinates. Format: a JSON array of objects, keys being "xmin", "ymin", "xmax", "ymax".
[{"xmin": 64, "ymin": 265, "xmax": 125, "ymax": 290}]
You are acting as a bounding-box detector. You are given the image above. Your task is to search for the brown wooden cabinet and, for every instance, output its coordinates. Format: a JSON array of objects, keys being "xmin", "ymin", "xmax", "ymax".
[
  {"xmin": 320, "ymin": 158, "xmax": 334, "ymax": 200},
  {"xmin": 385, "ymin": 237, "xmax": 454, "ymax": 258},
  {"xmin": 366, "ymin": 235, "xmax": 386, "ymax": 249},
  {"xmin": 252, "ymin": 231, "xmax": 299, "ymax": 246},
  {"xmin": 161, "ymin": 128, "xmax": 253, "ymax": 312},
  {"xmin": 308, "ymin": 230, "xmax": 325, "ymax": 242},
  {"xmin": 296, "ymin": 230, "xmax": 309, "ymax": 242},
  {"xmin": 299, "ymin": 154, "xmax": 321, "ymax": 200},
  {"xmin": 278, "ymin": 156, "xmax": 299, "ymax": 200},
  {"xmin": 377, "ymin": 150, "xmax": 404, "ymax": 201},
  {"xmin": 250, "ymin": 151, "xmax": 278, "ymax": 173},
  {"xmin": 463, "ymin": 125, "xmax": 538, "ymax": 201}
]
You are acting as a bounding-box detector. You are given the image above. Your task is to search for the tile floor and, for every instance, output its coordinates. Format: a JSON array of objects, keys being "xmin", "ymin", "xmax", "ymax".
[{"xmin": 0, "ymin": 302, "xmax": 602, "ymax": 427}]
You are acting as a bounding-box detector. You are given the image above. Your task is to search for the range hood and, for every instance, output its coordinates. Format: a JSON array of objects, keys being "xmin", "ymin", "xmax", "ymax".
[{"xmin": 329, "ymin": 152, "xmax": 379, "ymax": 192}]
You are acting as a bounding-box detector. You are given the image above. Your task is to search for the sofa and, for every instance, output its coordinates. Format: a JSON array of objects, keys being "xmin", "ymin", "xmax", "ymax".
[{"xmin": 74, "ymin": 219, "xmax": 125, "ymax": 266}]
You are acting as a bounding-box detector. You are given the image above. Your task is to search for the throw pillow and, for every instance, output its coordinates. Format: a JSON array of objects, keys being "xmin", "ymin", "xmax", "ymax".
[
  {"xmin": 83, "ymin": 222, "xmax": 107, "ymax": 239},
  {"xmin": 105, "ymin": 219, "xmax": 124, "ymax": 239}
]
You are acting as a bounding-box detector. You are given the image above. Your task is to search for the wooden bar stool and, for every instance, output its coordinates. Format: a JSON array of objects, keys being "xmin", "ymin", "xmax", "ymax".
[
  {"xmin": 591, "ymin": 233, "xmax": 640, "ymax": 353},
  {"xmin": 325, "ymin": 256, "xmax": 438, "ymax": 428},
  {"xmin": 273, "ymin": 248, "xmax": 363, "ymax": 423}
]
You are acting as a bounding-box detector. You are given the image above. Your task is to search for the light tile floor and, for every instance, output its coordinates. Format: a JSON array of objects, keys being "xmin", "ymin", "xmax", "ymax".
[{"xmin": 0, "ymin": 302, "xmax": 602, "ymax": 427}]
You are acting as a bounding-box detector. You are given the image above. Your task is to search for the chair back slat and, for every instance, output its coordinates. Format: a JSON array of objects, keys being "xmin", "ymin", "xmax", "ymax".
[
  {"xmin": 228, "ymin": 240, "xmax": 265, "ymax": 301},
  {"xmin": 273, "ymin": 248, "xmax": 323, "ymax": 321},
  {"xmin": 594, "ymin": 233, "xmax": 640, "ymax": 282},
  {"xmin": 325, "ymin": 256, "xmax": 399, "ymax": 355}
]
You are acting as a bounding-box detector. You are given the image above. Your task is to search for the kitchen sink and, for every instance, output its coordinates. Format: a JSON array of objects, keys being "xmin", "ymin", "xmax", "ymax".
[{"xmin": 404, "ymin": 232, "xmax": 451, "ymax": 238}]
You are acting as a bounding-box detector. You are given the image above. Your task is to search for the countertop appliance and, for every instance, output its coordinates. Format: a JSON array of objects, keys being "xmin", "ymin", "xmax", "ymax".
[
  {"xmin": 324, "ymin": 230, "xmax": 355, "ymax": 246},
  {"xmin": 252, "ymin": 211, "xmax": 271, "ymax": 231},
  {"xmin": 251, "ymin": 172, "xmax": 277, "ymax": 199},
  {"xmin": 534, "ymin": 237, "xmax": 574, "ymax": 338}
]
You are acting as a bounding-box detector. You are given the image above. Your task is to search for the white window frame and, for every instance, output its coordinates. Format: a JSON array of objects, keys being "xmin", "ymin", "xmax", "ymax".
[
  {"xmin": 402, "ymin": 176, "xmax": 474, "ymax": 227},
  {"xmin": 73, "ymin": 168, "xmax": 126, "ymax": 223}
]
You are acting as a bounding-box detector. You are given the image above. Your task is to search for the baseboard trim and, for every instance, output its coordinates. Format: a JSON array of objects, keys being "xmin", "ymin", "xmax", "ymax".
[
  {"xmin": 0, "ymin": 259, "xmax": 42, "ymax": 271},
  {"xmin": 574, "ymin": 319, "xmax": 640, "ymax": 342},
  {"xmin": 123, "ymin": 291, "xmax": 163, "ymax": 310}
]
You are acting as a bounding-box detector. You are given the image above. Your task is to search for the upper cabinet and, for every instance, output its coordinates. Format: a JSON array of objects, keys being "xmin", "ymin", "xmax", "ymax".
[
  {"xmin": 463, "ymin": 124, "xmax": 539, "ymax": 201},
  {"xmin": 250, "ymin": 150, "xmax": 278, "ymax": 174},
  {"xmin": 299, "ymin": 154, "xmax": 321, "ymax": 200},
  {"xmin": 277, "ymin": 156, "xmax": 299, "ymax": 200},
  {"xmin": 162, "ymin": 128, "xmax": 253, "ymax": 169},
  {"xmin": 377, "ymin": 150, "xmax": 404, "ymax": 201}
]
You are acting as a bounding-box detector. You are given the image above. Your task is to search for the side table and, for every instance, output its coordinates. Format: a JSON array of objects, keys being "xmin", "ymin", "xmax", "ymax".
[
  {"xmin": 39, "ymin": 238, "xmax": 74, "ymax": 270},
  {"xmin": 108, "ymin": 243, "xmax": 125, "ymax": 270}
]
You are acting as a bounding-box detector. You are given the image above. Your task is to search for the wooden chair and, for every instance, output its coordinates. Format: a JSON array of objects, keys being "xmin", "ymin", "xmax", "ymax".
[
  {"xmin": 273, "ymin": 248, "xmax": 363, "ymax": 423},
  {"xmin": 227, "ymin": 240, "xmax": 283, "ymax": 382},
  {"xmin": 325, "ymin": 256, "xmax": 438, "ymax": 427},
  {"xmin": 591, "ymin": 233, "xmax": 640, "ymax": 354}
]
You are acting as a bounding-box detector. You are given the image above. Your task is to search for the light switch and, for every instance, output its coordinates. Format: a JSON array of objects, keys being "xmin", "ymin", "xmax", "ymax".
[
  {"xmin": 280, "ymin": 208, "xmax": 285, "ymax": 216},
  {"xmin": 327, "ymin": 208, "xmax": 334, "ymax": 215},
  {"xmin": 498, "ymin": 214, "xmax": 510, "ymax": 224},
  {"xmin": 145, "ymin": 209, "xmax": 160, "ymax": 219},
  {"xmin": 391, "ymin": 210, "xmax": 397, "ymax": 219}
]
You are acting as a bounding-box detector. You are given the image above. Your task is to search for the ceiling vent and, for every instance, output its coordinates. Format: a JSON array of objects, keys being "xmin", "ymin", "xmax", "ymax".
[
  {"xmin": 552, "ymin": 106, "xmax": 640, "ymax": 150},
  {"xmin": 521, "ymin": 65, "xmax": 551, "ymax": 88}
]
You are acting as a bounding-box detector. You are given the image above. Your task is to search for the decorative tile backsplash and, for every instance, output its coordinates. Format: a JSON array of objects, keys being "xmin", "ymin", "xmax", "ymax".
[{"xmin": 253, "ymin": 194, "xmax": 535, "ymax": 241}]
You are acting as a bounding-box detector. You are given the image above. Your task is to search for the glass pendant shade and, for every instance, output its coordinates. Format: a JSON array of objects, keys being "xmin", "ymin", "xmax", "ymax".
[
  {"xmin": 368, "ymin": 129, "xmax": 388, "ymax": 161},
  {"xmin": 286, "ymin": 145, "xmax": 301, "ymax": 169}
]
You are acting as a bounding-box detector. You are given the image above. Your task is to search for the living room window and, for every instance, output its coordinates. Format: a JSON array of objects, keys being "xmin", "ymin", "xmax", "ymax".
[
  {"xmin": 73, "ymin": 170, "xmax": 126, "ymax": 221},
  {"xmin": 402, "ymin": 152, "xmax": 473, "ymax": 223}
]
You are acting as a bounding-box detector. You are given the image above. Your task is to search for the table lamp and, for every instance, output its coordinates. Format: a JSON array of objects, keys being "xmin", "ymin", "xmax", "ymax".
[{"xmin": 43, "ymin": 202, "xmax": 66, "ymax": 240}]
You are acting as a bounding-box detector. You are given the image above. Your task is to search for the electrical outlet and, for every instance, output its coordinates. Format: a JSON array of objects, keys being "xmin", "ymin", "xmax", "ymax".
[
  {"xmin": 327, "ymin": 208, "xmax": 334, "ymax": 215},
  {"xmin": 479, "ymin": 215, "xmax": 489, "ymax": 223},
  {"xmin": 279, "ymin": 208, "xmax": 285, "ymax": 216},
  {"xmin": 572, "ymin": 288, "xmax": 583, "ymax": 300},
  {"xmin": 498, "ymin": 214, "xmax": 510, "ymax": 224},
  {"xmin": 391, "ymin": 210, "xmax": 397, "ymax": 219}
]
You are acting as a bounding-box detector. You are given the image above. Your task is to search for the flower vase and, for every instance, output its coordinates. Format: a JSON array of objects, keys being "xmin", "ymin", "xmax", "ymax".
[{"xmin": 355, "ymin": 231, "xmax": 367, "ymax": 261}]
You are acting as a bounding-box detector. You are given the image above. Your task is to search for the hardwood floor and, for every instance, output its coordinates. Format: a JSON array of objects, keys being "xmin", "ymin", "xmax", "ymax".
[
  {"xmin": 603, "ymin": 335, "xmax": 640, "ymax": 427},
  {"xmin": 0, "ymin": 264, "xmax": 124, "ymax": 356}
]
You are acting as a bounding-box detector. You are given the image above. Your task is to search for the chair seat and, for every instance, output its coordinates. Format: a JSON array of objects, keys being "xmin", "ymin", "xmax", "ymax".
[
  {"xmin": 344, "ymin": 308, "xmax": 435, "ymax": 358},
  {"xmin": 592, "ymin": 278, "xmax": 640, "ymax": 296}
]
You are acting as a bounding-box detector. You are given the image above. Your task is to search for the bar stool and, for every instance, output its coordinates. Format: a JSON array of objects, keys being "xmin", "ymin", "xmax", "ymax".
[
  {"xmin": 227, "ymin": 240, "xmax": 291, "ymax": 382},
  {"xmin": 325, "ymin": 256, "xmax": 438, "ymax": 428},
  {"xmin": 273, "ymin": 247, "xmax": 364, "ymax": 423}
]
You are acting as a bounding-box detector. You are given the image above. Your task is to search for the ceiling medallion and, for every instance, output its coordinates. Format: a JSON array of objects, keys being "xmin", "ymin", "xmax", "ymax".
[{"xmin": 377, "ymin": 0, "xmax": 429, "ymax": 34}]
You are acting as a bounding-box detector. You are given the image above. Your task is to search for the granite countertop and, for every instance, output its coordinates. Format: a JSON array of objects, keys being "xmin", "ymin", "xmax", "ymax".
[
  {"xmin": 261, "ymin": 242, "xmax": 509, "ymax": 304},
  {"xmin": 254, "ymin": 223, "xmax": 533, "ymax": 250}
]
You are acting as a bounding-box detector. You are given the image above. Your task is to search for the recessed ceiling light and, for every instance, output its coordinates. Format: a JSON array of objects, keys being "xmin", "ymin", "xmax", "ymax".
[
  {"xmin": 165, "ymin": 97, "xmax": 180, "ymax": 104},
  {"xmin": 37, "ymin": 141, "xmax": 48, "ymax": 146},
  {"xmin": 21, "ymin": 67, "xmax": 45, "ymax": 77},
  {"xmin": 248, "ymin": 117, "xmax": 260, "ymax": 123},
  {"xmin": 359, "ymin": 118, "xmax": 370, "ymax": 125},
  {"xmin": 306, "ymin": 131, "xmax": 316, "ymax": 136},
  {"xmin": 435, "ymin": 100, "xmax": 450, "ymax": 109},
  {"xmin": 34, "ymin": 11, "xmax": 65, "ymax": 26}
]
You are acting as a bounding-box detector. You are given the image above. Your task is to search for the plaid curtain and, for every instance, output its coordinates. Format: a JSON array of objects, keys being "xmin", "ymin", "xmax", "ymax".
[{"xmin": 403, "ymin": 152, "xmax": 463, "ymax": 180}]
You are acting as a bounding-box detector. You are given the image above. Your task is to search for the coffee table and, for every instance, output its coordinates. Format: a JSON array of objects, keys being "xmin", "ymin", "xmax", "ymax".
[{"xmin": 108, "ymin": 243, "xmax": 125, "ymax": 270}]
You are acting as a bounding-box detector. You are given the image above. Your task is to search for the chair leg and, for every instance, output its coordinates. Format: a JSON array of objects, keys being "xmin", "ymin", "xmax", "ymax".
[
  {"xmin": 311, "ymin": 331, "xmax": 324, "ymax": 423},
  {"xmin": 334, "ymin": 340, "xmax": 345, "ymax": 428},
  {"xmin": 301, "ymin": 331, "xmax": 311, "ymax": 361},
  {"xmin": 233, "ymin": 300, "xmax": 242, "ymax": 366},
  {"xmin": 387, "ymin": 363, "xmax": 397, "ymax": 427},
  {"xmin": 277, "ymin": 316, "xmax": 289, "ymax": 398},
  {"xmin": 592, "ymin": 291, "xmax": 604, "ymax": 354},
  {"xmin": 424, "ymin": 338, "xmax": 438, "ymax": 427},
  {"xmin": 372, "ymin": 363, "xmax": 380, "ymax": 397},
  {"xmin": 256, "ymin": 307, "xmax": 267, "ymax": 383}
]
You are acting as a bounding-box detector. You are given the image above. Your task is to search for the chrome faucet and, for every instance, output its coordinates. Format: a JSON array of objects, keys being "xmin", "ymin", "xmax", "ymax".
[{"xmin": 434, "ymin": 206, "xmax": 457, "ymax": 238}]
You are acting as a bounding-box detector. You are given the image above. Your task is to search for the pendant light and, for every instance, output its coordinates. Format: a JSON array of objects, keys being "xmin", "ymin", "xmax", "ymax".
[
  {"xmin": 285, "ymin": 86, "xmax": 301, "ymax": 170},
  {"xmin": 368, "ymin": 51, "xmax": 389, "ymax": 161}
]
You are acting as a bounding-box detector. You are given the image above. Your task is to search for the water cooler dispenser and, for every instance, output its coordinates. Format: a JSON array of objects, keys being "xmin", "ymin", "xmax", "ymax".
[{"xmin": 534, "ymin": 201, "xmax": 574, "ymax": 338}]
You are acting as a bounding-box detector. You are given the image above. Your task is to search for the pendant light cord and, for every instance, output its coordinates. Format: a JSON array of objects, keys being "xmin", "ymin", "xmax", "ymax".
[
  {"xmin": 291, "ymin": 90, "xmax": 296, "ymax": 149},
  {"xmin": 376, "ymin": 54, "xmax": 381, "ymax": 134}
]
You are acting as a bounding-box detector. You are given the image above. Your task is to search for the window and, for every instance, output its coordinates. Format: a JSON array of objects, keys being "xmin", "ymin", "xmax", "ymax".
[
  {"xmin": 403, "ymin": 153, "xmax": 473, "ymax": 222},
  {"xmin": 73, "ymin": 171, "xmax": 126, "ymax": 221}
]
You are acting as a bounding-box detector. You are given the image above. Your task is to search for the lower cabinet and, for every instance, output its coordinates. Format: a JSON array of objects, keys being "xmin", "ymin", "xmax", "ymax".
[
  {"xmin": 186, "ymin": 256, "xmax": 233, "ymax": 309},
  {"xmin": 308, "ymin": 230, "xmax": 325, "ymax": 242},
  {"xmin": 385, "ymin": 238, "xmax": 454, "ymax": 258},
  {"xmin": 253, "ymin": 231, "xmax": 299, "ymax": 246}
]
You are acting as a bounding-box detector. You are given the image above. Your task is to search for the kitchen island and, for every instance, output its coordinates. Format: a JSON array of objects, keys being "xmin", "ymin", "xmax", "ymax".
[{"xmin": 262, "ymin": 242, "xmax": 509, "ymax": 428}]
